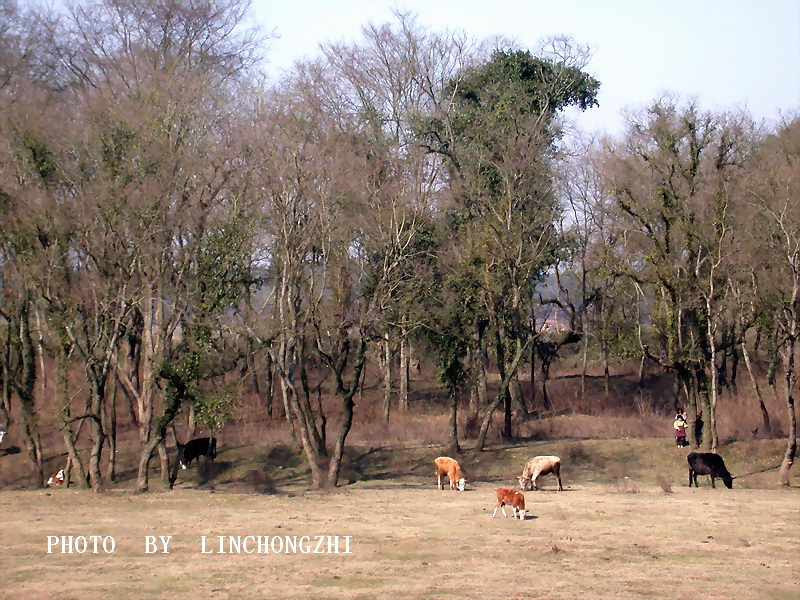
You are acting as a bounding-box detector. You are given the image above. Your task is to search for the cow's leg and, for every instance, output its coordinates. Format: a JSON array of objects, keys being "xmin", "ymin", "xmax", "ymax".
[
  {"xmin": 688, "ymin": 468, "xmax": 694, "ymax": 487},
  {"xmin": 554, "ymin": 465, "xmax": 563, "ymax": 491},
  {"xmin": 492, "ymin": 504, "xmax": 499, "ymax": 518},
  {"xmin": 710, "ymin": 476, "xmax": 716, "ymax": 489},
  {"xmin": 437, "ymin": 472, "xmax": 443, "ymax": 491}
]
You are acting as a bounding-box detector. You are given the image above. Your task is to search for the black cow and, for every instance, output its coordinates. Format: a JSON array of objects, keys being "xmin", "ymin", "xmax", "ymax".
[
  {"xmin": 687, "ymin": 452, "xmax": 733, "ymax": 489},
  {"xmin": 177, "ymin": 437, "xmax": 217, "ymax": 469}
]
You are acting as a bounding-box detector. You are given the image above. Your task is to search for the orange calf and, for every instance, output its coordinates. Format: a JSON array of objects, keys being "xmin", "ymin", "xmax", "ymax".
[
  {"xmin": 434, "ymin": 457, "xmax": 466, "ymax": 491},
  {"xmin": 492, "ymin": 487, "xmax": 526, "ymax": 520}
]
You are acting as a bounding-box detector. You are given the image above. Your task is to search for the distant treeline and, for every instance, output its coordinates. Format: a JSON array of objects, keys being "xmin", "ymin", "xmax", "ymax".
[{"xmin": 0, "ymin": 0, "xmax": 797, "ymax": 490}]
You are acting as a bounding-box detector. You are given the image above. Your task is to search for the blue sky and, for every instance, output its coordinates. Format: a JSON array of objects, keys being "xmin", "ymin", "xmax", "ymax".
[{"xmin": 249, "ymin": 0, "xmax": 800, "ymax": 135}]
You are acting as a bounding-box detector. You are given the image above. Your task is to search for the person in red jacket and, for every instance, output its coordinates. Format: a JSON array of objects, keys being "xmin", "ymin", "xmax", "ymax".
[{"xmin": 673, "ymin": 410, "xmax": 688, "ymax": 447}]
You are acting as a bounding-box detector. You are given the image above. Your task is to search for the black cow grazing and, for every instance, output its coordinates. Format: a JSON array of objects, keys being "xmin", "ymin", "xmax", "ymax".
[
  {"xmin": 177, "ymin": 437, "xmax": 217, "ymax": 469},
  {"xmin": 687, "ymin": 452, "xmax": 733, "ymax": 489}
]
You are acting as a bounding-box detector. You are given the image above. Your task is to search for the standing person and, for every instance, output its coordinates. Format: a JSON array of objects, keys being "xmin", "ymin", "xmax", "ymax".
[{"xmin": 673, "ymin": 410, "xmax": 688, "ymax": 447}]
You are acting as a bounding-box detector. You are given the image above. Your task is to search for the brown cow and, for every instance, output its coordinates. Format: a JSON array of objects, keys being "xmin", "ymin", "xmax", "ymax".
[
  {"xmin": 493, "ymin": 488, "xmax": 526, "ymax": 520},
  {"xmin": 434, "ymin": 456, "xmax": 466, "ymax": 491}
]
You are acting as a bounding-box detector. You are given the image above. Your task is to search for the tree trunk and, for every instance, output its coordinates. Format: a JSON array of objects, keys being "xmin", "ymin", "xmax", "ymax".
[
  {"xmin": 477, "ymin": 340, "xmax": 488, "ymax": 408},
  {"xmin": 510, "ymin": 373, "xmax": 528, "ymax": 417},
  {"xmin": 279, "ymin": 377, "xmax": 299, "ymax": 448},
  {"xmin": 673, "ymin": 370, "xmax": 682, "ymax": 414},
  {"xmin": 54, "ymin": 324, "xmax": 88, "ymax": 488},
  {"xmin": 136, "ymin": 386, "xmax": 182, "ymax": 493},
  {"xmin": 264, "ymin": 350, "xmax": 274, "ymax": 420},
  {"xmin": 326, "ymin": 337, "xmax": 368, "ymax": 487},
  {"xmin": 467, "ymin": 346, "xmax": 478, "ymax": 414},
  {"xmin": 158, "ymin": 439, "xmax": 171, "ymax": 488},
  {"xmin": 34, "ymin": 309, "xmax": 47, "ymax": 411},
  {"xmin": 496, "ymin": 331, "xmax": 513, "ymax": 440},
  {"xmin": 705, "ymin": 297, "xmax": 720, "ymax": 451},
  {"xmin": 87, "ymin": 375, "xmax": 106, "ymax": 493},
  {"xmin": 383, "ymin": 331, "xmax": 392, "ymax": 425},
  {"xmin": 62, "ymin": 419, "xmax": 87, "ymax": 488},
  {"xmin": 298, "ymin": 351, "xmax": 326, "ymax": 456},
  {"xmin": 638, "ymin": 354, "xmax": 646, "ymax": 390},
  {"xmin": 246, "ymin": 345, "xmax": 263, "ymax": 415},
  {"xmin": 316, "ymin": 383, "xmax": 327, "ymax": 451},
  {"xmin": 475, "ymin": 338, "xmax": 529, "ymax": 452},
  {"xmin": 1, "ymin": 323, "xmax": 12, "ymax": 426},
  {"xmin": 187, "ymin": 403, "xmax": 197, "ymax": 441},
  {"xmin": 696, "ymin": 368, "xmax": 713, "ymax": 451},
  {"xmin": 580, "ymin": 331, "xmax": 589, "ymax": 400},
  {"xmin": 778, "ymin": 338, "xmax": 797, "ymax": 487},
  {"xmin": 132, "ymin": 291, "xmax": 162, "ymax": 493},
  {"xmin": 448, "ymin": 387, "xmax": 461, "ymax": 455},
  {"xmin": 740, "ymin": 341, "xmax": 772, "ymax": 437},
  {"xmin": 528, "ymin": 338, "xmax": 536, "ymax": 409},
  {"xmin": 540, "ymin": 356, "xmax": 552, "ymax": 412},
  {"xmin": 767, "ymin": 327, "xmax": 781, "ymax": 404},
  {"xmin": 15, "ymin": 300, "xmax": 44, "ymax": 488},
  {"xmin": 729, "ymin": 346, "xmax": 740, "ymax": 391},
  {"xmin": 680, "ymin": 368, "xmax": 701, "ymax": 448},
  {"xmin": 602, "ymin": 339, "xmax": 610, "ymax": 398},
  {"xmin": 399, "ymin": 330, "xmax": 409, "ymax": 411},
  {"xmin": 106, "ymin": 381, "xmax": 117, "ymax": 482}
]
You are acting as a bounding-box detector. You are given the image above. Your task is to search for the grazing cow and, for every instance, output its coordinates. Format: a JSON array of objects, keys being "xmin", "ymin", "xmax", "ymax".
[
  {"xmin": 492, "ymin": 488, "xmax": 526, "ymax": 520},
  {"xmin": 434, "ymin": 456, "xmax": 466, "ymax": 491},
  {"xmin": 518, "ymin": 456, "xmax": 563, "ymax": 491},
  {"xmin": 687, "ymin": 452, "xmax": 733, "ymax": 489},
  {"xmin": 177, "ymin": 437, "xmax": 217, "ymax": 469},
  {"xmin": 46, "ymin": 469, "xmax": 65, "ymax": 487}
]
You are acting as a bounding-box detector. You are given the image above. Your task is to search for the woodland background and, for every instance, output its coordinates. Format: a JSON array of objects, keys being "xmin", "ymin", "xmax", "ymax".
[{"xmin": 0, "ymin": 0, "xmax": 797, "ymax": 492}]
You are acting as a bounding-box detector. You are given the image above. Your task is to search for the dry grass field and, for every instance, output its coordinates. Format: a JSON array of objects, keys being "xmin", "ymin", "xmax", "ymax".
[{"xmin": 2, "ymin": 439, "xmax": 798, "ymax": 600}]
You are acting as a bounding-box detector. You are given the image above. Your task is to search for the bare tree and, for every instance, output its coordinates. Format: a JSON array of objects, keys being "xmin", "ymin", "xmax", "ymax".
[
  {"xmin": 601, "ymin": 99, "xmax": 756, "ymax": 450},
  {"xmin": 744, "ymin": 116, "xmax": 800, "ymax": 484}
]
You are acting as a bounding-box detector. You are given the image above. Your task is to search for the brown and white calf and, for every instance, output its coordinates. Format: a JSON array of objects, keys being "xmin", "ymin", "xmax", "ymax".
[
  {"xmin": 46, "ymin": 469, "xmax": 65, "ymax": 487},
  {"xmin": 434, "ymin": 456, "xmax": 466, "ymax": 491},
  {"xmin": 518, "ymin": 455, "xmax": 563, "ymax": 491},
  {"xmin": 492, "ymin": 488, "xmax": 526, "ymax": 519}
]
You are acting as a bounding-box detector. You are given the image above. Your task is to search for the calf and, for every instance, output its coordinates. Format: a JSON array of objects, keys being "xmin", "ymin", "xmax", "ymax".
[
  {"xmin": 177, "ymin": 437, "xmax": 217, "ymax": 469},
  {"xmin": 518, "ymin": 455, "xmax": 563, "ymax": 491},
  {"xmin": 687, "ymin": 452, "xmax": 733, "ymax": 489},
  {"xmin": 46, "ymin": 469, "xmax": 65, "ymax": 487},
  {"xmin": 434, "ymin": 456, "xmax": 466, "ymax": 491},
  {"xmin": 492, "ymin": 488, "xmax": 526, "ymax": 520}
]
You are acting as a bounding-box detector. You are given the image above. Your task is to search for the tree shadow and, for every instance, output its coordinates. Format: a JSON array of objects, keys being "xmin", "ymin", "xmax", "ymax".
[{"xmin": 732, "ymin": 463, "xmax": 781, "ymax": 480}]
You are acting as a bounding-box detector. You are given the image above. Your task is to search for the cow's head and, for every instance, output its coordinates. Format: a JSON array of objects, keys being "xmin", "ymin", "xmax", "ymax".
[
  {"xmin": 722, "ymin": 473, "xmax": 733, "ymax": 489},
  {"xmin": 518, "ymin": 476, "xmax": 532, "ymax": 490},
  {"xmin": 457, "ymin": 477, "xmax": 466, "ymax": 491},
  {"xmin": 0, "ymin": 428, "xmax": 5, "ymax": 444}
]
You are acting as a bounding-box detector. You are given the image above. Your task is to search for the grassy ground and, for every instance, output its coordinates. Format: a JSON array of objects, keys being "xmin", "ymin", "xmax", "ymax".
[{"xmin": 2, "ymin": 438, "xmax": 798, "ymax": 600}]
